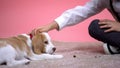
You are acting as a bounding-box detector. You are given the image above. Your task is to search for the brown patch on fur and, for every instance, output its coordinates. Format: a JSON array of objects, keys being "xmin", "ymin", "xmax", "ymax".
[
  {"xmin": 0, "ymin": 35, "xmax": 32, "ymax": 56},
  {"xmin": 32, "ymin": 33, "xmax": 46, "ymax": 54},
  {"xmin": 0, "ymin": 39, "xmax": 7, "ymax": 48}
]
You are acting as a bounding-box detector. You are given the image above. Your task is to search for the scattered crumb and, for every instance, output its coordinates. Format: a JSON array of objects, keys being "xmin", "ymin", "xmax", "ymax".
[
  {"xmin": 73, "ymin": 55, "xmax": 76, "ymax": 58},
  {"xmin": 95, "ymin": 56, "xmax": 97, "ymax": 58},
  {"xmin": 94, "ymin": 55, "xmax": 101, "ymax": 58}
]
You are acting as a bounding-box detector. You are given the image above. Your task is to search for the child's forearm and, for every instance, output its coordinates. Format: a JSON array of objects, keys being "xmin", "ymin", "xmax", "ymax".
[{"xmin": 48, "ymin": 21, "xmax": 59, "ymax": 31}]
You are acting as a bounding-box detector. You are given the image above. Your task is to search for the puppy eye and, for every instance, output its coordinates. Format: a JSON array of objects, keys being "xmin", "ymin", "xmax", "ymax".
[{"xmin": 44, "ymin": 41, "xmax": 48, "ymax": 44}]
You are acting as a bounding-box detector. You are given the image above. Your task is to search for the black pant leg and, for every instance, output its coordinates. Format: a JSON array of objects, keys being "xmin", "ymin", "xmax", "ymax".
[{"xmin": 88, "ymin": 19, "xmax": 120, "ymax": 48}]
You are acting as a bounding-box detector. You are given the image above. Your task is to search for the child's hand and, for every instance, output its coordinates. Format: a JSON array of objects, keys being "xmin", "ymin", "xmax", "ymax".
[
  {"xmin": 34, "ymin": 21, "xmax": 59, "ymax": 34},
  {"xmin": 99, "ymin": 19, "xmax": 120, "ymax": 32}
]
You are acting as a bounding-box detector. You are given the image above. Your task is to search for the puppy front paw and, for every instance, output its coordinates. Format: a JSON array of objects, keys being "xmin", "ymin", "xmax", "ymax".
[
  {"xmin": 54, "ymin": 55, "xmax": 63, "ymax": 59},
  {"xmin": 25, "ymin": 60, "xmax": 30, "ymax": 65}
]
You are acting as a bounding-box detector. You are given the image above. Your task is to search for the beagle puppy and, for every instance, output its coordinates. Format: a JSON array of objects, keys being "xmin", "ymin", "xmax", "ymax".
[{"xmin": 0, "ymin": 31, "xmax": 63, "ymax": 66}]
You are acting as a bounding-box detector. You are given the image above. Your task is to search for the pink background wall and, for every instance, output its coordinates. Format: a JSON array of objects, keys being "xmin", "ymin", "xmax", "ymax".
[{"xmin": 0, "ymin": 0, "xmax": 114, "ymax": 42}]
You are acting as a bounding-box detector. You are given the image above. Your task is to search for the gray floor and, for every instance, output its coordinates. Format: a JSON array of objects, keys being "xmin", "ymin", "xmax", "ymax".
[{"xmin": 1, "ymin": 41, "xmax": 120, "ymax": 68}]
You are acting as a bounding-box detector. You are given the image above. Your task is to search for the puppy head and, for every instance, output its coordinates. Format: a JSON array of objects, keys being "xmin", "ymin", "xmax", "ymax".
[{"xmin": 30, "ymin": 30, "xmax": 56, "ymax": 54}]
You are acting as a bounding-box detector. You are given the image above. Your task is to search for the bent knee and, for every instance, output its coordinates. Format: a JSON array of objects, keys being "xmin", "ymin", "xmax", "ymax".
[
  {"xmin": 88, "ymin": 19, "xmax": 100, "ymax": 31},
  {"xmin": 88, "ymin": 19, "xmax": 101, "ymax": 39}
]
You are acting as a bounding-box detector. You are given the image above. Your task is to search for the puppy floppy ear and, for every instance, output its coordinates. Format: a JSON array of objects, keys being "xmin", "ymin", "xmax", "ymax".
[
  {"xmin": 29, "ymin": 29, "xmax": 41, "ymax": 36},
  {"xmin": 29, "ymin": 29, "xmax": 36, "ymax": 36},
  {"xmin": 32, "ymin": 33, "xmax": 45, "ymax": 54}
]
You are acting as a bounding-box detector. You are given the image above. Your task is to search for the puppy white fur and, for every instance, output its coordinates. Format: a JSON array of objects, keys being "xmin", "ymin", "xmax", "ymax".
[{"xmin": 0, "ymin": 32, "xmax": 63, "ymax": 66}]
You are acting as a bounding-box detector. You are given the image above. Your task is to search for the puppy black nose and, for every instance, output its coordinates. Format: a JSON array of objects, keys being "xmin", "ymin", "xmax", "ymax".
[{"xmin": 52, "ymin": 47, "xmax": 56, "ymax": 52}]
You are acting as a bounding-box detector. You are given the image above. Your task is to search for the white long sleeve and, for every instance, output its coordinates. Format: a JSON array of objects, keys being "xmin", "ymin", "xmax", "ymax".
[{"xmin": 55, "ymin": 0, "xmax": 109, "ymax": 30}]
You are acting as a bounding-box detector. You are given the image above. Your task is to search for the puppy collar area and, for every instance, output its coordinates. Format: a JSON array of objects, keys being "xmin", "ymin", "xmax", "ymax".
[{"xmin": 28, "ymin": 33, "xmax": 33, "ymax": 39}]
